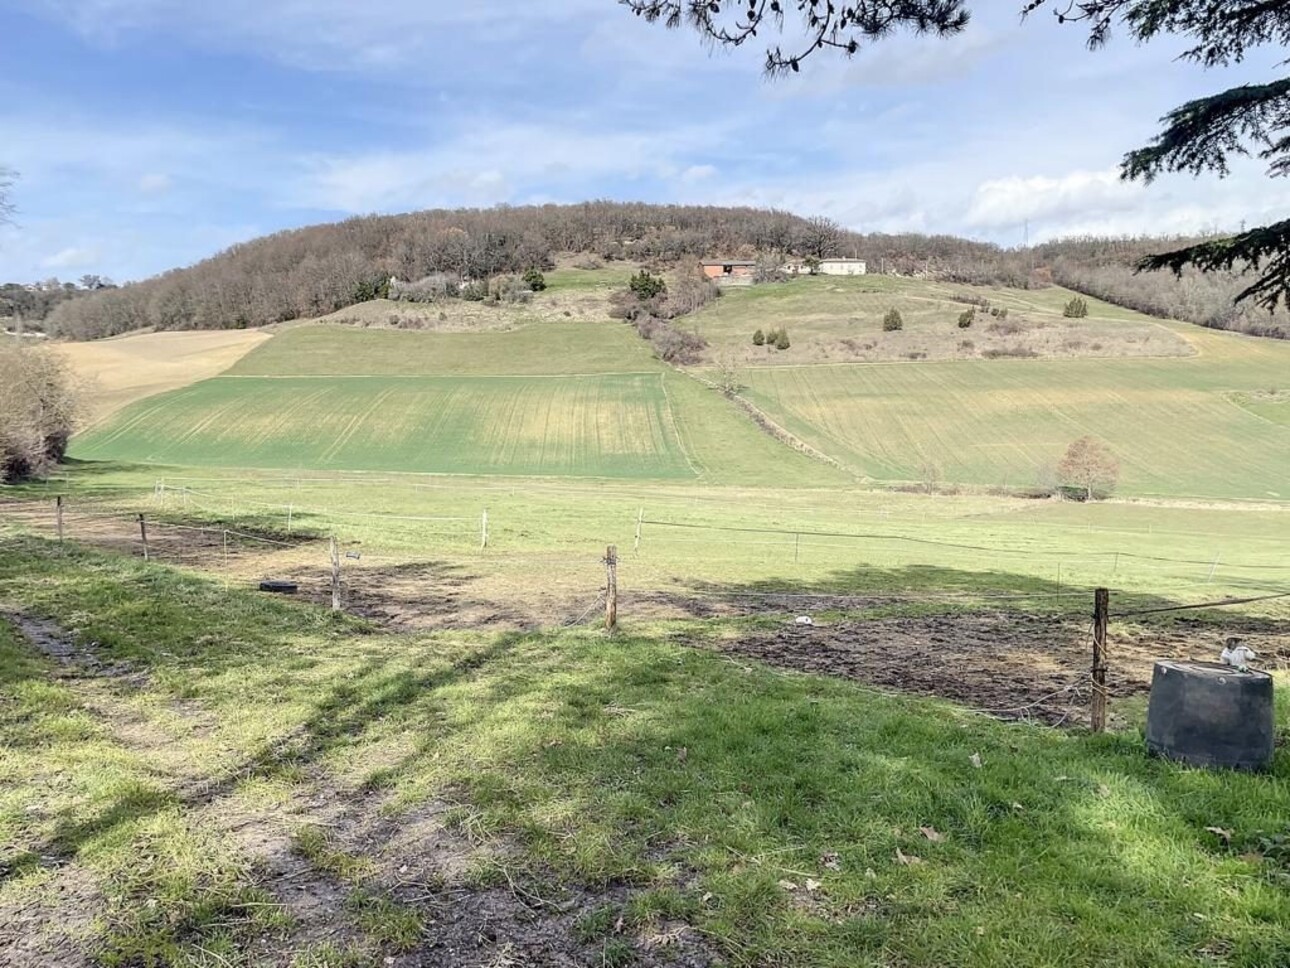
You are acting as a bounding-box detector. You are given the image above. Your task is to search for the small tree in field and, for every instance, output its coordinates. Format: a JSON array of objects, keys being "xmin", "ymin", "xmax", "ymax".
[
  {"xmin": 522, "ymin": 268, "xmax": 547, "ymax": 291},
  {"xmin": 764, "ymin": 328, "xmax": 780, "ymax": 347},
  {"xmin": 629, "ymin": 269, "xmax": 667, "ymax": 300},
  {"xmin": 804, "ymin": 255, "xmax": 821, "ymax": 275},
  {"xmin": 958, "ymin": 308, "xmax": 975, "ymax": 329},
  {"xmin": 775, "ymin": 329, "xmax": 791, "ymax": 350},
  {"xmin": 1057, "ymin": 436, "xmax": 1119, "ymax": 501},
  {"xmin": 752, "ymin": 328, "xmax": 765, "ymax": 346},
  {"xmin": 1063, "ymin": 296, "xmax": 1089, "ymax": 318},
  {"xmin": 883, "ymin": 308, "xmax": 903, "ymax": 332}
]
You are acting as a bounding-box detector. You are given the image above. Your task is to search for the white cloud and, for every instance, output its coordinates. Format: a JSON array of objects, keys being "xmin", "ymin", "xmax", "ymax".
[
  {"xmin": 41, "ymin": 245, "xmax": 100, "ymax": 268},
  {"xmin": 964, "ymin": 169, "xmax": 1143, "ymax": 230},
  {"xmin": 296, "ymin": 120, "xmax": 731, "ymax": 213},
  {"xmin": 679, "ymin": 165, "xmax": 717, "ymax": 184},
  {"xmin": 137, "ymin": 172, "xmax": 173, "ymax": 194}
]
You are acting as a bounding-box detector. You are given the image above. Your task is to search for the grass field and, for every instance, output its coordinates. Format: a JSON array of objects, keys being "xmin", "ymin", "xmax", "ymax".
[
  {"xmin": 682, "ymin": 275, "xmax": 1190, "ymax": 365},
  {"xmin": 73, "ymin": 373, "xmax": 699, "ymax": 479},
  {"xmin": 2, "ymin": 541, "xmax": 1287, "ymax": 967},
  {"xmin": 60, "ymin": 270, "xmax": 1290, "ymax": 500},
  {"xmin": 735, "ymin": 322, "xmax": 1290, "ymax": 499}
]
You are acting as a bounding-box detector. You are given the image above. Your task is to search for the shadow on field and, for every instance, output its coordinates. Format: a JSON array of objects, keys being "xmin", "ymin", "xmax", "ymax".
[{"xmin": 4, "ymin": 537, "xmax": 1290, "ymax": 965}]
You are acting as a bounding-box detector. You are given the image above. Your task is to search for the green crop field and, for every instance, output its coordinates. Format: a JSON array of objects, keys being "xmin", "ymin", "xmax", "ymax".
[
  {"xmin": 733, "ymin": 322, "xmax": 1290, "ymax": 500},
  {"xmin": 73, "ymin": 373, "xmax": 701, "ymax": 479},
  {"xmin": 64, "ymin": 272, "xmax": 1290, "ymax": 498}
]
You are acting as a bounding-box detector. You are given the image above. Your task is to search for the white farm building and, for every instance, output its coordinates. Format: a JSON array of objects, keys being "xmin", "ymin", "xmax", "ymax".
[{"xmin": 818, "ymin": 258, "xmax": 867, "ymax": 276}]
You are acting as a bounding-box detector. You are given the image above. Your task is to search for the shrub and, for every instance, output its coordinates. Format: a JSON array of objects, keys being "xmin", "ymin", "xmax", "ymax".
[
  {"xmin": 650, "ymin": 326, "xmax": 707, "ymax": 364},
  {"xmin": 905, "ymin": 351, "xmax": 927, "ymax": 360},
  {"xmin": 958, "ymin": 339, "xmax": 975, "ymax": 351},
  {"xmin": 883, "ymin": 308, "xmax": 903, "ymax": 332},
  {"xmin": 764, "ymin": 328, "xmax": 780, "ymax": 346},
  {"xmin": 352, "ymin": 275, "xmax": 391, "ymax": 303},
  {"xmin": 0, "ymin": 346, "xmax": 80, "ymax": 482},
  {"xmin": 1063, "ymin": 296, "xmax": 1089, "ymax": 318},
  {"xmin": 752, "ymin": 328, "xmax": 765, "ymax": 346},
  {"xmin": 491, "ymin": 275, "xmax": 532, "ymax": 304},
  {"xmin": 998, "ymin": 308, "xmax": 1009, "ymax": 320},
  {"xmin": 981, "ymin": 346, "xmax": 1039, "ymax": 359},
  {"xmin": 629, "ymin": 270, "xmax": 667, "ymax": 300},
  {"xmin": 522, "ymin": 268, "xmax": 547, "ymax": 292},
  {"xmin": 573, "ymin": 257, "xmax": 603, "ymax": 270},
  {"xmin": 775, "ymin": 329, "xmax": 791, "ymax": 350},
  {"xmin": 957, "ymin": 308, "xmax": 975, "ymax": 329},
  {"xmin": 460, "ymin": 280, "xmax": 489, "ymax": 302}
]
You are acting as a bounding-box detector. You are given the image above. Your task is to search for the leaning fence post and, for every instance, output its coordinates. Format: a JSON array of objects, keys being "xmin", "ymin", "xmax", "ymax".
[
  {"xmin": 286, "ymin": 503, "xmax": 294, "ymax": 533},
  {"xmin": 137, "ymin": 513, "xmax": 150, "ymax": 562},
  {"xmin": 604, "ymin": 545, "xmax": 618, "ymax": 632},
  {"xmin": 480, "ymin": 510, "xmax": 489, "ymax": 550},
  {"xmin": 55, "ymin": 496, "xmax": 65, "ymax": 550},
  {"xmin": 634, "ymin": 508, "xmax": 643, "ymax": 554},
  {"xmin": 1091, "ymin": 587, "xmax": 1109, "ymax": 733},
  {"xmin": 329, "ymin": 536, "xmax": 342, "ymax": 612}
]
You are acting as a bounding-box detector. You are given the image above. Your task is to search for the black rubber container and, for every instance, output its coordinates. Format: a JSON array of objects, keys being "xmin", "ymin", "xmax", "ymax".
[
  {"xmin": 1145, "ymin": 660, "xmax": 1274, "ymax": 771},
  {"xmin": 258, "ymin": 580, "xmax": 299, "ymax": 594}
]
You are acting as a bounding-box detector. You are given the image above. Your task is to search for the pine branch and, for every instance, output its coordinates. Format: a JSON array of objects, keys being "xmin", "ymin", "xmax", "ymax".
[
  {"xmin": 1121, "ymin": 79, "xmax": 1290, "ymax": 182},
  {"xmin": 1138, "ymin": 219, "xmax": 1290, "ymax": 311},
  {"xmin": 622, "ymin": 1, "xmax": 969, "ymax": 74}
]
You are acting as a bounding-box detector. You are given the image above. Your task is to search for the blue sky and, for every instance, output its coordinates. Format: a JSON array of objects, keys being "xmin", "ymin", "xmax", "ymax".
[{"xmin": 1, "ymin": 0, "xmax": 1286, "ymax": 283}]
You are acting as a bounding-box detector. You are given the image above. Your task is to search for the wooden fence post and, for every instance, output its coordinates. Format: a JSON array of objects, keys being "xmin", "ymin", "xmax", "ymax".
[
  {"xmin": 604, "ymin": 545, "xmax": 618, "ymax": 632},
  {"xmin": 330, "ymin": 536, "xmax": 341, "ymax": 613},
  {"xmin": 137, "ymin": 513, "xmax": 150, "ymax": 562},
  {"xmin": 55, "ymin": 496, "xmax": 64, "ymax": 550},
  {"xmin": 286, "ymin": 503, "xmax": 294, "ymax": 533},
  {"xmin": 1091, "ymin": 587, "xmax": 1109, "ymax": 733},
  {"xmin": 480, "ymin": 510, "xmax": 489, "ymax": 550},
  {"xmin": 634, "ymin": 508, "xmax": 643, "ymax": 554}
]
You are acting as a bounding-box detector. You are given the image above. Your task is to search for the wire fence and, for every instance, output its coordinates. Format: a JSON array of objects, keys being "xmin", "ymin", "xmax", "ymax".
[{"xmin": 3, "ymin": 489, "xmax": 1287, "ymax": 733}]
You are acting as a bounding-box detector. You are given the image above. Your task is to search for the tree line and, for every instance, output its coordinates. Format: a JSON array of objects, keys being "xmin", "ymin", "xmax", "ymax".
[{"xmin": 25, "ymin": 202, "xmax": 1289, "ymax": 341}]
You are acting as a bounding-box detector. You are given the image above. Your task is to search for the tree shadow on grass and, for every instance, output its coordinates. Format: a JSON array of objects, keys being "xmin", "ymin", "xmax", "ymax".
[{"xmin": 4, "ymin": 536, "xmax": 1289, "ymax": 966}]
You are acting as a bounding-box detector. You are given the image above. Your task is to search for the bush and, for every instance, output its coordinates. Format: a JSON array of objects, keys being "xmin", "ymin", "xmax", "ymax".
[
  {"xmin": 0, "ymin": 346, "xmax": 80, "ymax": 482},
  {"xmin": 981, "ymin": 346, "xmax": 1039, "ymax": 359},
  {"xmin": 352, "ymin": 275, "xmax": 391, "ymax": 303},
  {"xmin": 958, "ymin": 308, "xmax": 975, "ymax": 329},
  {"xmin": 650, "ymin": 326, "xmax": 707, "ymax": 364},
  {"xmin": 764, "ymin": 328, "xmax": 780, "ymax": 347},
  {"xmin": 460, "ymin": 280, "xmax": 489, "ymax": 302},
  {"xmin": 752, "ymin": 328, "xmax": 765, "ymax": 346},
  {"xmin": 1063, "ymin": 296, "xmax": 1089, "ymax": 318},
  {"xmin": 522, "ymin": 268, "xmax": 547, "ymax": 292},
  {"xmin": 958, "ymin": 339, "xmax": 975, "ymax": 351},
  {"xmin": 883, "ymin": 308, "xmax": 903, "ymax": 332},
  {"xmin": 629, "ymin": 270, "xmax": 667, "ymax": 300},
  {"xmin": 491, "ymin": 275, "xmax": 532, "ymax": 304},
  {"xmin": 775, "ymin": 329, "xmax": 791, "ymax": 350}
]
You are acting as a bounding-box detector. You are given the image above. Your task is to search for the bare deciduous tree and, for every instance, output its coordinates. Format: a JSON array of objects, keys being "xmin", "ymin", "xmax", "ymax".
[
  {"xmin": 1056, "ymin": 436, "xmax": 1119, "ymax": 501},
  {"xmin": 0, "ymin": 344, "xmax": 82, "ymax": 482}
]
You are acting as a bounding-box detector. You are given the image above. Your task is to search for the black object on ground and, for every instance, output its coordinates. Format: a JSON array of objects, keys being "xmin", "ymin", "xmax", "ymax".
[
  {"xmin": 259, "ymin": 580, "xmax": 299, "ymax": 595},
  {"xmin": 1145, "ymin": 660, "xmax": 1274, "ymax": 771}
]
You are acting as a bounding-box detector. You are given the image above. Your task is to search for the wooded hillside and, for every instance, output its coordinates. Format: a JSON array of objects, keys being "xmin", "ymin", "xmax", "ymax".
[{"xmin": 37, "ymin": 201, "xmax": 1288, "ymax": 340}]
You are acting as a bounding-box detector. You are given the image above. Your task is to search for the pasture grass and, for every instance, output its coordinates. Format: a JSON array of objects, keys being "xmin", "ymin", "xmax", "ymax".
[
  {"xmin": 1, "ymin": 540, "xmax": 1288, "ymax": 966},
  {"xmin": 683, "ymin": 276, "xmax": 1189, "ymax": 366},
  {"xmin": 735, "ymin": 322, "xmax": 1290, "ymax": 500}
]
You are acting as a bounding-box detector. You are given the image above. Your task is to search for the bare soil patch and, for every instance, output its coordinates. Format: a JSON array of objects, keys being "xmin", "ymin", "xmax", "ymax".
[{"xmin": 702, "ymin": 611, "xmax": 1290, "ymax": 726}]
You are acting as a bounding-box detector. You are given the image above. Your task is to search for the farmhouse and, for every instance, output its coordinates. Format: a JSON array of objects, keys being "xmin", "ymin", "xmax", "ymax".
[
  {"xmin": 818, "ymin": 258, "xmax": 867, "ymax": 276},
  {"xmin": 700, "ymin": 260, "xmax": 757, "ymax": 282}
]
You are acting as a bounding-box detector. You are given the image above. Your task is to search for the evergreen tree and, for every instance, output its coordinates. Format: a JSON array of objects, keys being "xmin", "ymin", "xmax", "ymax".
[
  {"xmin": 752, "ymin": 328, "xmax": 765, "ymax": 346},
  {"xmin": 883, "ymin": 308, "xmax": 903, "ymax": 332}
]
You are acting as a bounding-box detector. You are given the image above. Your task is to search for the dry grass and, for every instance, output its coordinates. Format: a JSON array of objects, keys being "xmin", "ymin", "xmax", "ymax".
[{"xmin": 61, "ymin": 329, "xmax": 271, "ymax": 424}]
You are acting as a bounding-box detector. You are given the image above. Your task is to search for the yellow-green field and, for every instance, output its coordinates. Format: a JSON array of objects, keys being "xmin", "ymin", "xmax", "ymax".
[{"xmin": 61, "ymin": 269, "xmax": 1290, "ymax": 500}]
